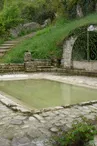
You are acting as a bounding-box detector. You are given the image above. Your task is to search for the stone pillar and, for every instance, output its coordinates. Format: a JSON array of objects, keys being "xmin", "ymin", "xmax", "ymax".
[
  {"xmin": 76, "ymin": 4, "xmax": 83, "ymax": 18},
  {"xmin": 24, "ymin": 51, "xmax": 37, "ymax": 72},
  {"xmin": 61, "ymin": 37, "xmax": 77, "ymax": 69},
  {"xmin": 24, "ymin": 51, "xmax": 32, "ymax": 62}
]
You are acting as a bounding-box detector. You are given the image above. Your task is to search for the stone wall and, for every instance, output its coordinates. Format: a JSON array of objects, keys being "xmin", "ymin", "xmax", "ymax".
[
  {"xmin": 24, "ymin": 60, "xmax": 52, "ymax": 72},
  {"xmin": 0, "ymin": 64, "xmax": 24, "ymax": 73},
  {"xmin": 0, "ymin": 61, "xmax": 52, "ymax": 73},
  {"xmin": 1, "ymin": 60, "xmax": 97, "ymax": 76},
  {"xmin": 73, "ymin": 61, "xmax": 97, "ymax": 72}
]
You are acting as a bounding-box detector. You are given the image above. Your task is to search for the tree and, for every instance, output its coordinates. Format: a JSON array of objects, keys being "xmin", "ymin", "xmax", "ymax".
[{"xmin": 0, "ymin": 0, "xmax": 4, "ymax": 10}]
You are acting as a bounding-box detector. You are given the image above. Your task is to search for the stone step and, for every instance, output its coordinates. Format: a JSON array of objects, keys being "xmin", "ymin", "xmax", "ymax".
[
  {"xmin": 38, "ymin": 66, "xmax": 54, "ymax": 68},
  {"xmin": 0, "ymin": 46, "xmax": 10, "ymax": 49},
  {"xmin": 0, "ymin": 49, "xmax": 10, "ymax": 53},
  {"xmin": 2, "ymin": 44, "xmax": 14, "ymax": 46},
  {"xmin": 4, "ymin": 41, "xmax": 18, "ymax": 44}
]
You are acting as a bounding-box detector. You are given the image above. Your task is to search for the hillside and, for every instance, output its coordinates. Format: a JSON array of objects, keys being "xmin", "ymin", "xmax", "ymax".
[{"xmin": 1, "ymin": 13, "xmax": 97, "ymax": 63}]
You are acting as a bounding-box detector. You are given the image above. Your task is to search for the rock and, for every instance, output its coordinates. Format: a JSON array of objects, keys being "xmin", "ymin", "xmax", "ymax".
[
  {"xmin": 55, "ymin": 122, "xmax": 61, "ymax": 127},
  {"xmin": 94, "ymin": 136, "xmax": 97, "ymax": 146},
  {"xmin": 27, "ymin": 128, "xmax": 42, "ymax": 139},
  {"xmin": 23, "ymin": 22, "xmax": 40, "ymax": 32},
  {"xmin": 0, "ymin": 138, "xmax": 11, "ymax": 146},
  {"xmin": 22, "ymin": 125, "xmax": 29, "ymax": 129},
  {"xmin": 41, "ymin": 18, "xmax": 51, "ymax": 28},
  {"xmin": 66, "ymin": 123, "xmax": 72, "ymax": 129},
  {"xmin": 50, "ymin": 127, "xmax": 58, "ymax": 133},
  {"xmin": 33, "ymin": 114, "xmax": 43, "ymax": 121},
  {"xmin": 29, "ymin": 116, "xmax": 37, "ymax": 121},
  {"xmin": 31, "ymin": 141, "xmax": 43, "ymax": 146},
  {"xmin": 40, "ymin": 120, "xmax": 46, "ymax": 123},
  {"xmin": 10, "ymin": 24, "xmax": 22, "ymax": 38},
  {"xmin": 14, "ymin": 116, "xmax": 27, "ymax": 121},
  {"xmin": 41, "ymin": 113, "xmax": 49, "ymax": 117},
  {"xmin": 10, "ymin": 22, "xmax": 40, "ymax": 38},
  {"xmin": 11, "ymin": 137, "xmax": 31, "ymax": 146},
  {"xmin": 88, "ymin": 140, "xmax": 95, "ymax": 146},
  {"xmin": 32, "ymin": 139, "xmax": 50, "ymax": 146},
  {"xmin": 76, "ymin": 4, "xmax": 83, "ymax": 18},
  {"xmin": 11, "ymin": 119, "xmax": 23, "ymax": 125}
]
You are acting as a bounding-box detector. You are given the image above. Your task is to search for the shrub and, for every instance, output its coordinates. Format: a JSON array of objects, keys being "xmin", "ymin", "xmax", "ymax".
[
  {"xmin": 0, "ymin": 0, "xmax": 4, "ymax": 11},
  {"xmin": 0, "ymin": 4, "xmax": 22, "ymax": 31},
  {"xmin": 62, "ymin": 0, "xmax": 97, "ymax": 19},
  {"xmin": 20, "ymin": 1, "xmax": 55, "ymax": 24},
  {"xmin": 52, "ymin": 121, "xmax": 97, "ymax": 146}
]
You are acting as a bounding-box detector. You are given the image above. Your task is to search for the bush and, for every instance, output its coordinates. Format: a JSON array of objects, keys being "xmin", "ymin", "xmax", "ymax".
[
  {"xmin": 20, "ymin": 1, "xmax": 55, "ymax": 24},
  {"xmin": 0, "ymin": 4, "xmax": 22, "ymax": 31},
  {"xmin": 0, "ymin": 0, "xmax": 4, "ymax": 11},
  {"xmin": 52, "ymin": 121, "xmax": 97, "ymax": 146},
  {"xmin": 62, "ymin": 0, "xmax": 97, "ymax": 19}
]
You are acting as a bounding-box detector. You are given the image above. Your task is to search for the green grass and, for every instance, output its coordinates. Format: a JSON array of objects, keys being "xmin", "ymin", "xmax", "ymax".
[
  {"xmin": 0, "ymin": 39, "xmax": 4, "ymax": 45},
  {"xmin": 1, "ymin": 13, "xmax": 97, "ymax": 63}
]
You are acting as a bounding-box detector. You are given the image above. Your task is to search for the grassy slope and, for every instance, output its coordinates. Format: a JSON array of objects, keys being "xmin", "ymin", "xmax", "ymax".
[
  {"xmin": 0, "ymin": 39, "xmax": 4, "ymax": 45},
  {"xmin": 1, "ymin": 13, "xmax": 97, "ymax": 63}
]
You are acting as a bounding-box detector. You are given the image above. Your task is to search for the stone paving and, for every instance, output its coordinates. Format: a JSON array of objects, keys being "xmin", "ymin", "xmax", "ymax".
[
  {"xmin": 0, "ymin": 101, "xmax": 97, "ymax": 146},
  {"xmin": 0, "ymin": 73, "xmax": 97, "ymax": 145}
]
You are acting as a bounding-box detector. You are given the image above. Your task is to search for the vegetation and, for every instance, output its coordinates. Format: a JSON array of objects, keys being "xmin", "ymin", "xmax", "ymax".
[
  {"xmin": 0, "ymin": 0, "xmax": 64, "ymax": 38},
  {"xmin": 63, "ymin": 0, "xmax": 97, "ymax": 18},
  {"xmin": 0, "ymin": 39, "xmax": 4, "ymax": 45},
  {"xmin": 0, "ymin": 0, "xmax": 96, "ymax": 37},
  {"xmin": 52, "ymin": 120, "xmax": 97, "ymax": 146},
  {"xmin": 0, "ymin": 0, "xmax": 97, "ymax": 63},
  {"xmin": 1, "ymin": 13, "xmax": 97, "ymax": 63}
]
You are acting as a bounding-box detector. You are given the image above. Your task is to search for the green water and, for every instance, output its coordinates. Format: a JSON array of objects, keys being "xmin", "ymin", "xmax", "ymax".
[{"xmin": 0, "ymin": 79, "xmax": 97, "ymax": 109}]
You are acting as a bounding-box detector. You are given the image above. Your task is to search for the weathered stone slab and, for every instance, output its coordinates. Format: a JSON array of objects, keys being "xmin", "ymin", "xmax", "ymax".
[
  {"xmin": 11, "ymin": 137, "xmax": 31, "ymax": 146},
  {"xmin": 0, "ymin": 138, "xmax": 11, "ymax": 146},
  {"xmin": 33, "ymin": 114, "xmax": 43, "ymax": 121},
  {"xmin": 29, "ymin": 116, "xmax": 37, "ymax": 121},
  {"xmin": 11, "ymin": 119, "xmax": 23, "ymax": 125},
  {"xmin": 27, "ymin": 128, "xmax": 42, "ymax": 139},
  {"xmin": 50, "ymin": 127, "xmax": 59, "ymax": 133}
]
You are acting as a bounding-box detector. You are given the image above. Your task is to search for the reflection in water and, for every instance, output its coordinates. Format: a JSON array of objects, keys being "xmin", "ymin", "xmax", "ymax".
[
  {"xmin": 0, "ymin": 79, "xmax": 97, "ymax": 109},
  {"xmin": 60, "ymin": 84, "xmax": 72, "ymax": 105}
]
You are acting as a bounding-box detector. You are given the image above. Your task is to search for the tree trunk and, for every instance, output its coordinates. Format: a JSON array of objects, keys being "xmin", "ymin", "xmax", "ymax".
[{"xmin": 76, "ymin": 4, "xmax": 83, "ymax": 18}]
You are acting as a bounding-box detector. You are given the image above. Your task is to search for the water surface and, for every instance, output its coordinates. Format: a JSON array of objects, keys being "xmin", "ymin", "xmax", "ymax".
[{"xmin": 0, "ymin": 79, "xmax": 97, "ymax": 109}]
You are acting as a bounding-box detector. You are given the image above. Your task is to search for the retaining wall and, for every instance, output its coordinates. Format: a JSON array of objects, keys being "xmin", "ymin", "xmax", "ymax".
[
  {"xmin": 0, "ymin": 61, "xmax": 97, "ymax": 77},
  {"xmin": 0, "ymin": 64, "xmax": 24, "ymax": 73},
  {"xmin": 0, "ymin": 60, "xmax": 52, "ymax": 73},
  {"xmin": 73, "ymin": 61, "xmax": 97, "ymax": 72}
]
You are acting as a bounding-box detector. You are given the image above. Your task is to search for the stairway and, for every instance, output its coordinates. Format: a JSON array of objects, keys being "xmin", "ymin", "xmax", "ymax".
[
  {"xmin": 0, "ymin": 41, "xmax": 18, "ymax": 57},
  {"xmin": 0, "ymin": 32, "xmax": 36, "ymax": 57}
]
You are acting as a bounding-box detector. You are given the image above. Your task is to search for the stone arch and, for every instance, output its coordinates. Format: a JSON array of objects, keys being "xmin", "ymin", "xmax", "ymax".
[
  {"xmin": 61, "ymin": 28, "xmax": 97, "ymax": 71},
  {"xmin": 61, "ymin": 36, "xmax": 77, "ymax": 69}
]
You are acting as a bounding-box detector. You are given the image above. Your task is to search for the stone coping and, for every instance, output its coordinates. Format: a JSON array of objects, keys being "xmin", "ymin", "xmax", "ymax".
[{"xmin": 0, "ymin": 73, "xmax": 97, "ymax": 114}]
